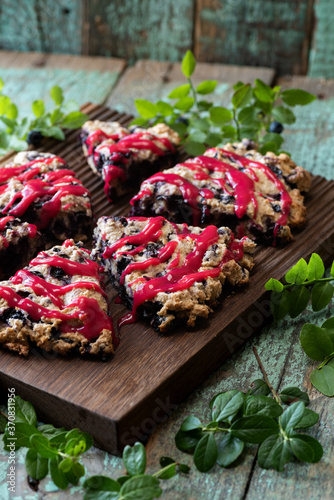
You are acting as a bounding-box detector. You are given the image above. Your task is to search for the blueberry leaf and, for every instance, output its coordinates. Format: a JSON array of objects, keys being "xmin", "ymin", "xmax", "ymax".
[
  {"xmin": 290, "ymin": 434, "xmax": 323, "ymax": 463},
  {"xmin": 180, "ymin": 416, "xmax": 202, "ymax": 432},
  {"xmin": 307, "ymin": 253, "xmax": 325, "ymax": 280},
  {"xmin": 181, "ymin": 50, "xmax": 196, "ymax": 78},
  {"xmin": 310, "ymin": 366, "xmax": 334, "ymax": 396},
  {"xmin": 25, "ymin": 449, "xmax": 48, "ymax": 480},
  {"xmin": 168, "ymin": 84, "xmax": 191, "ymax": 99},
  {"xmin": 230, "ymin": 415, "xmax": 279, "ymax": 443},
  {"xmin": 281, "ymin": 89, "xmax": 316, "ymax": 107},
  {"xmin": 265, "ymin": 278, "xmax": 284, "ymax": 292},
  {"xmin": 280, "ymin": 401, "xmax": 305, "ymax": 431},
  {"xmin": 279, "ymin": 387, "xmax": 310, "ymax": 405},
  {"xmin": 245, "ymin": 395, "xmax": 282, "ymax": 418},
  {"xmin": 293, "ymin": 408, "xmax": 319, "ymax": 429},
  {"xmin": 311, "ymin": 282, "xmax": 334, "ymax": 312},
  {"xmin": 211, "ymin": 390, "xmax": 244, "ymax": 422},
  {"xmin": 196, "ymin": 80, "xmax": 217, "ymax": 94},
  {"xmin": 135, "ymin": 99, "xmax": 158, "ymax": 119},
  {"xmin": 120, "ymin": 474, "xmax": 162, "ymax": 499},
  {"xmin": 272, "ymin": 106, "xmax": 296, "ymax": 124},
  {"xmin": 300, "ymin": 323, "xmax": 333, "ymax": 360},
  {"xmin": 285, "ymin": 258, "xmax": 308, "ymax": 284},
  {"xmin": 216, "ymin": 433, "xmax": 244, "ymax": 467},
  {"xmin": 249, "ymin": 379, "xmax": 271, "ymax": 396},
  {"xmin": 209, "ymin": 106, "xmax": 233, "ymax": 125},
  {"xmin": 193, "ymin": 433, "xmax": 218, "ymax": 472},
  {"xmin": 288, "ymin": 286, "xmax": 310, "ymax": 318}
]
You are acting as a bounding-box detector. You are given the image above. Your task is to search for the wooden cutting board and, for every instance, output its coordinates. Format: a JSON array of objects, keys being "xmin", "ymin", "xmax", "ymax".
[{"xmin": 0, "ymin": 103, "xmax": 333, "ymax": 455}]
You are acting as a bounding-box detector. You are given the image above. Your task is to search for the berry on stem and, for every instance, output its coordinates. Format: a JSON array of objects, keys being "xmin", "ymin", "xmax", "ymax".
[
  {"xmin": 269, "ymin": 121, "xmax": 284, "ymax": 134},
  {"xmin": 27, "ymin": 130, "xmax": 43, "ymax": 147}
]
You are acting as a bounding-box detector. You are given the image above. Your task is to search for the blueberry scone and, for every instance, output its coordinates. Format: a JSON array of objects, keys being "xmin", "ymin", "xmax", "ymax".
[
  {"xmin": 93, "ymin": 216, "xmax": 255, "ymax": 333},
  {"xmin": 81, "ymin": 120, "xmax": 180, "ymax": 202},
  {"xmin": 130, "ymin": 140, "xmax": 311, "ymax": 244},
  {"xmin": 0, "ymin": 216, "xmax": 44, "ymax": 280},
  {"xmin": 0, "ymin": 151, "xmax": 93, "ymax": 241},
  {"xmin": 0, "ymin": 240, "xmax": 116, "ymax": 357}
]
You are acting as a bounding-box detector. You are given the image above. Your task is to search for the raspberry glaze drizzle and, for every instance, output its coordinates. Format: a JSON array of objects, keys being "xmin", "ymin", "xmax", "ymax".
[
  {"xmin": 0, "ymin": 242, "xmax": 116, "ymax": 343},
  {"xmin": 103, "ymin": 217, "xmax": 245, "ymax": 327}
]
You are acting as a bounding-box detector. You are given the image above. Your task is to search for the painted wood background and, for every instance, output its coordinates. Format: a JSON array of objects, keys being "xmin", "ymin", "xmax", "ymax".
[
  {"xmin": 0, "ymin": 52, "xmax": 333, "ymax": 499},
  {"xmin": 0, "ymin": 0, "xmax": 333, "ymax": 77}
]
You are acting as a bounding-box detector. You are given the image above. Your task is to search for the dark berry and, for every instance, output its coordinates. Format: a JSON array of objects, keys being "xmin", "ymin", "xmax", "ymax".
[
  {"xmin": 175, "ymin": 116, "xmax": 189, "ymax": 126},
  {"xmin": 27, "ymin": 130, "xmax": 43, "ymax": 147},
  {"xmin": 269, "ymin": 121, "xmax": 284, "ymax": 134}
]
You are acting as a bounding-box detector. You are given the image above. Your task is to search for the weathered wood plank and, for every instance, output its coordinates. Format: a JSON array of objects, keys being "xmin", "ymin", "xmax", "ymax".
[
  {"xmin": 276, "ymin": 76, "xmax": 334, "ymax": 180},
  {"xmin": 0, "ymin": 51, "xmax": 127, "ymax": 117},
  {"xmin": 0, "ymin": 0, "xmax": 82, "ymax": 54},
  {"xmin": 107, "ymin": 59, "xmax": 275, "ymax": 114},
  {"xmin": 308, "ymin": 0, "xmax": 334, "ymax": 78},
  {"xmin": 194, "ymin": 0, "xmax": 313, "ymax": 75},
  {"xmin": 84, "ymin": 0, "xmax": 194, "ymax": 63}
]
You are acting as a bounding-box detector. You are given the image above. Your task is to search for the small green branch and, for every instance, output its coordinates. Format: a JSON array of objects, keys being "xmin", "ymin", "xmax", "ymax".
[
  {"xmin": 187, "ymin": 77, "xmax": 198, "ymax": 113},
  {"xmin": 282, "ymin": 276, "xmax": 334, "ymax": 290},
  {"xmin": 253, "ymin": 346, "xmax": 282, "ymax": 405}
]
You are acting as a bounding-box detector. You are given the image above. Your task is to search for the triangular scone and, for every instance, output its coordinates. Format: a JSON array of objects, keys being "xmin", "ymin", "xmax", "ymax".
[
  {"xmin": 0, "ymin": 240, "xmax": 116, "ymax": 358},
  {"xmin": 93, "ymin": 216, "xmax": 255, "ymax": 333},
  {"xmin": 80, "ymin": 120, "xmax": 180, "ymax": 202},
  {"xmin": 0, "ymin": 151, "xmax": 93, "ymax": 242},
  {"xmin": 130, "ymin": 140, "xmax": 311, "ymax": 245}
]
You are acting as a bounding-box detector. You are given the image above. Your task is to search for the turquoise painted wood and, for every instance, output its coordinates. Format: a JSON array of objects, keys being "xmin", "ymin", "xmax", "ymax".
[
  {"xmin": 86, "ymin": 0, "xmax": 194, "ymax": 63},
  {"xmin": 0, "ymin": 1, "xmax": 82, "ymax": 54},
  {"xmin": 0, "ymin": 67, "xmax": 121, "ymax": 117},
  {"xmin": 308, "ymin": 0, "xmax": 334, "ymax": 78}
]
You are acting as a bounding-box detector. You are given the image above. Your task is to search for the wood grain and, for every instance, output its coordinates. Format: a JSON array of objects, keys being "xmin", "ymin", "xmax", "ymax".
[
  {"xmin": 84, "ymin": 0, "xmax": 194, "ymax": 63},
  {"xmin": 194, "ymin": 0, "xmax": 314, "ymax": 75},
  {"xmin": 0, "ymin": 103, "xmax": 333, "ymax": 456}
]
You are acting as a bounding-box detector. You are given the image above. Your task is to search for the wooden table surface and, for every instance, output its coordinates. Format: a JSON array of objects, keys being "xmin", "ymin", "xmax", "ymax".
[{"xmin": 0, "ymin": 52, "xmax": 333, "ymax": 500}]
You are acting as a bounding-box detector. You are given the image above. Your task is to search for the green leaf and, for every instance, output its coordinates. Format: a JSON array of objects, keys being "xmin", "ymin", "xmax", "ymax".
[
  {"xmin": 181, "ymin": 50, "xmax": 196, "ymax": 78},
  {"xmin": 259, "ymin": 141, "xmax": 279, "ymax": 156},
  {"xmin": 188, "ymin": 130, "xmax": 206, "ymax": 143},
  {"xmin": 300, "ymin": 323, "xmax": 333, "ymax": 360},
  {"xmin": 331, "ymin": 260, "xmax": 334, "ymax": 277},
  {"xmin": 210, "ymin": 106, "xmax": 233, "ymax": 125},
  {"xmin": 159, "ymin": 456, "xmax": 175, "ymax": 467},
  {"xmin": 0, "ymin": 95, "xmax": 11, "ymax": 114},
  {"xmin": 270, "ymin": 290, "xmax": 290, "ymax": 321},
  {"xmin": 6, "ymin": 103, "xmax": 18, "ymax": 119},
  {"xmin": 221, "ymin": 125, "xmax": 237, "ymax": 140},
  {"xmin": 25, "ymin": 449, "xmax": 48, "ymax": 480},
  {"xmin": 232, "ymin": 84, "xmax": 252, "ymax": 109},
  {"xmin": 245, "ymin": 395, "xmax": 282, "ymax": 418},
  {"xmin": 123, "ymin": 442, "xmax": 147, "ymax": 476},
  {"xmin": 280, "ymin": 401, "xmax": 305, "ymax": 431},
  {"xmin": 130, "ymin": 117, "xmax": 147, "ymax": 127},
  {"xmin": 4, "ymin": 422, "xmax": 38, "ymax": 450},
  {"xmin": 63, "ymin": 99, "xmax": 79, "ymax": 113},
  {"xmin": 61, "ymin": 111, "xmax": 89, "ymax": 129},
  {"xmin": 288, "ymin": 286, "xmax": 310, "ymax": 318},
  {"xmin": 84, "ymin": 475, "xmax": 121, "ymax": 492},
  {"xmin": 193, "ymin": 433, "xmax": 217, "ymax": 472},
  {"xmin": 196, "ymin": 80, "xmax": 217, "ymax": 94},
  {"xmin": 198, "ymin": 100, "xmax": 213, "ymax": 111},
  {"xmin": 285, "ymin": 258, "xmax": 308, "ymax": 284},
  {"xmin": 178, "ymin": 463, "xmax": 190, "ymax": 474},
  {"xmin": 50, "ymin": 456, "xmax": 69, "ymax": 490},
  {"xmin": 211, "ymin": 390, "xmax": 244, "ymax": 422},
  {"xmin": 170, "ymin": 121, "xmax": 187, "ymax": 137},
  {"xmin": 190, "ymin": 117, "xmax": 210, "ymax": 132},
  {"xmin": 175, "ymin": 429, "xmax": 204, "ymax": 453},
  {"xmin": 155, "ymin": 463, "xmax": 176, "ymax": 480},
  {"xmin": 72, "ymin": 460, "xmax": 85, "ymax": 479},
  {"xmin": 120, "ymin": 474, "xmax": 162, "ymax": 499},
  {"xmin": 272, "ymin": 106, "xmax": 296, "ymax": 124},
  {"xmin": 231, "ymin": 415, "xmax": 279, "ymax": 443},
  {"xmin": 265, "ymin": 278, "xmax": 284, "ymax": 292},
  {"xmin": 135, "ymin": 99, "xmax": 158, "ymax": 119},
  {"xmin": 205, "ymin": 132, "xmax": 222, "ymax": 147},
  {"xmin": 40, "ymin": 126, "xmax": 65, "ymax": 141},
  {"xmin": 281, "ymin": 89, "xmax": 316, "ymax": 107},
  {"xmin": 30, "ymin": 434, "xmax": 58, "ymax": 459},
  {"xmin": 310, "ymin": 366, "xmax": 334, "ymax": 396},
  {"xmin": 311, "ymin": 282, "xmax": 334, "ymax": 312},
  {"xmin": 0, "ymin": 77, "xmax": 4, "ymax": 92},
  {"xmin": 237, "ymin": 106, "xmax": 257, "ymax": 125},
  {"xmin": 59, "ymin": 457, "xmax": 73, "ymax": 473},
  {"xmin": 258, "ymin": 435, "xmax": 291, "ymax": 471},
  {"xmin": 249, "ymin": 379, "xmax": 271, "ymax": 396},
  {"xmin": 174, "ymin": 96, "xmax": 194, "ymax": 111},
  {"xmin": 156, "ymin": 101, "xmax": 173, "ymax": 116},
  {"xmin": 50, "ymin": 85, "xmax": 64, "ymax": 105},
  {"xmin": 216, "ymin": 433, "xmax": 244, "ymax": 467},
  {"xmin": 279, "ymin": 387, "xmax": 310, "ymax": 405},
  {"xmin": 308, "ymin": 253, "xmax": 325, "ymax": 280},
  {"xmin": 293, "ymin": 408, "xmax": 319, "ymax": 429},
  {"xmin": 253, "ymin": 79, "xmax": 274, "ymax": 103},
  {"xmin": 261, "ymin": 132, "xmax": 284, "ymax": 149},
  {"xmin": 168, "ymin": 84, "xmax": 191, "ymax": 99},
  {"xmin": 184, "ymin": 141, "xmax": 206, "ymax": 156},
  {"xmin": 180, "ymin": 416, "xmax": 202, "ymax": 432},
  {"xmin": 290, "ymin": 434, "xmax": 323, "ymax": 463},
  {"xmin": 32, "ymin": 100, "xmax": 45, "ymax": 118},
  {"xmin": 14, "ymin": 396, "xmax": 37, "ymax": 426}
]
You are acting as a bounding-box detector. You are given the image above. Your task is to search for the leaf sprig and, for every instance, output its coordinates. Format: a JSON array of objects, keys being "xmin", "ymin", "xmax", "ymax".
[
  {"xmin": 265, "ymin": 253, "xmax": 334, "ymax": 396},
  {"xmin": 1, "ymin": 396, "xmax": 189, "ymax": 499},
  {"xmin": 175, "ymin": 348, "xmax": 322, "ymax": 472},
  {"xmin": 133, "ymin": 50, "xmax": 316, "ymax": 157},
  {"xmin": 0, "ymin": 80, "xmax": 88, "ymax": 154}
]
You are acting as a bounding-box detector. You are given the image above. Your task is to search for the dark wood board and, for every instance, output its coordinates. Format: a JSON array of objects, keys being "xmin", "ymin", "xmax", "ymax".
[{"xmin": 0, "ymin": 103, "xmax": 333, "ymax": 455}]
